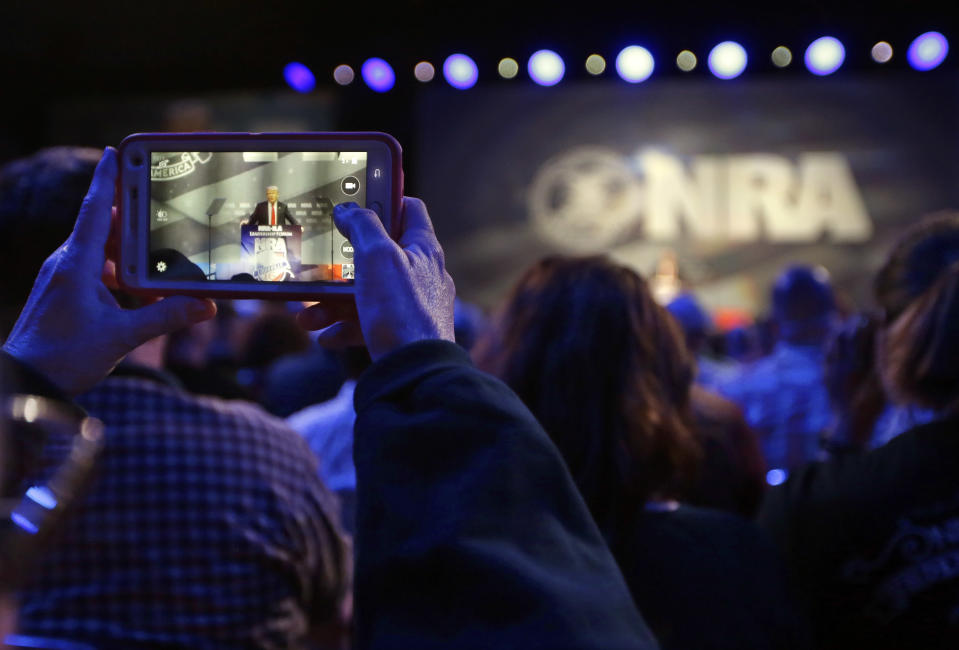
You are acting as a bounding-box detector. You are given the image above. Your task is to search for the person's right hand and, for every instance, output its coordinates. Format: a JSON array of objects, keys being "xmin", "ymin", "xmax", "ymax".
[{"xmin": 297, "ymin": 197, "xmax": 455, "ymax": 360}]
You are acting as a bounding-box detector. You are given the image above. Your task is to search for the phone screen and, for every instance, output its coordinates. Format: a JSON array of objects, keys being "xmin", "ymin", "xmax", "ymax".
[{"xmin": 148, "ymin": 151, "xmax": 363, "ymax": 283}]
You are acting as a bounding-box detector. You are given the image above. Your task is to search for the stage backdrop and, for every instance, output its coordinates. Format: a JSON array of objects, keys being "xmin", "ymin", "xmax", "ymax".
[{"xmin": 414, "ymin": 75, "xmax": 959, "ymax": 315}]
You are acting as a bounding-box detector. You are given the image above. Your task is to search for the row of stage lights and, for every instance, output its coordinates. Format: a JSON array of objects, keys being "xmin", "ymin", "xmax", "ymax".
[{"xmin": 284, "ymin": 31, "xmax": 950, "ymax": 93}]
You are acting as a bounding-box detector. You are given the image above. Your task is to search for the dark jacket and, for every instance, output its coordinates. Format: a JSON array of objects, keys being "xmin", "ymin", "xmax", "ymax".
[
  {"xmin": 759, "ymin": 415, "xmax": 959, "ymax": 650},
  {"xmin": 247, "ymin": 201, "xmax": 298, "ymax": 226},
  {"xmin": 352, "ymin": 340, "xmax": 658, "ymax": 649}
]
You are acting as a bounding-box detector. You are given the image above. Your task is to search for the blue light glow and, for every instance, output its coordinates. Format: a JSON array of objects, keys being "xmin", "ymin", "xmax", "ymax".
[
  {"xmin": 283, "ymin": 62, "xmax": 315, "ymax": 93},
  {"xmin": 615, "ymin": 46, "xmax": 655, "ymax": 83},
  {"xmin": 528, "ymin": 49, "xmax": 566, "ymax": 86},
  {"xmin": 804, "ymin": 37, "xmax": 846, "ymax": 75},
  {"xmin": 26, "ymin": 486, "xmax": 57, "ymax": 510},
  {"xmin": 443, "ymin": 54, "xmax": 479, "ymax": 89},
  {"xmin": 361, "ymin": 58, "xmax": 396, "ymax": 93},
  {"xmin": 766, "ymin": 469, "xmax": 788, "ymax": 486},
  {"xmin": 708, "ymin": 41, "xmax": 747, "ymax": 79},
  {"xmin": 11, "ymin": 512, "xmax": 39, "ymax": 534},
  {"xmin": 907, "ymin": 31, "xmax": 949, "ymax": 71}
]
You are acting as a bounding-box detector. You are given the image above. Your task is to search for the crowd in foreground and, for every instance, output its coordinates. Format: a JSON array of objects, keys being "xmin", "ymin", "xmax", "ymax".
[{"xmin": 0, "ymin": 147, "xmax": 957, "ymax": 649}]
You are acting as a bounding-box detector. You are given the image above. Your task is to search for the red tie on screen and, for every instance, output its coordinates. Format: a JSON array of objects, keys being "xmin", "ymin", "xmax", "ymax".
[{"xmin": 271, "ymin": 204, "xmax": 276, "ymax": 226}]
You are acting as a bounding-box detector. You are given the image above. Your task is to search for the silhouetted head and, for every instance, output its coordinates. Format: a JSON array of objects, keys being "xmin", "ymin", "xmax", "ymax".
[
  {"xmin": 667, "ymin": 292, "xmax": 712, "ymax": 353},
  {"xmin": 0, "ymin": 147, "xmax": 100, "ymax": 335},
  {"xmin": 875, "ymin": 212, "xmax": 959, "ymax": 412},
  {"xmin": 771, "ymin": 265, "xmax": 837, "ymax": 345},
  {"xmin": 475, "ymin": 256, "xmax": 700, "ymax": 537}
]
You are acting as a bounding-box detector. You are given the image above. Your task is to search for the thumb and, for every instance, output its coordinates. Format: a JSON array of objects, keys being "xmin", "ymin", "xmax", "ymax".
[
  {"xmin": 127, "ymin": 296, "xmax": 217, "ymax": 346},
  {"xmin": 333, "ymin": 203, "xmax": 391, "ymax": 253}
]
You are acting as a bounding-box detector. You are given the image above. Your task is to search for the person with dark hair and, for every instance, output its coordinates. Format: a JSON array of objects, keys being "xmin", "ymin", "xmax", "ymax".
[
  {"xmin": 719, "ymin": 265, "xmax": 838, "ymax": 472},
  {"xmin": 474, "ymin": 255, "xmax": 807, "ymax": 650},
  {"xmin": 759, "ymin": 212, "xmax": 959, "ymax": 650}
]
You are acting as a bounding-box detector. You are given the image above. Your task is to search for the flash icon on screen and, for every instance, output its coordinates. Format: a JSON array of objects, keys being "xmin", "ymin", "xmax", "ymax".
[{"xmin": 156, "ymin": 261, "xmax": 167, "ymax": 273}]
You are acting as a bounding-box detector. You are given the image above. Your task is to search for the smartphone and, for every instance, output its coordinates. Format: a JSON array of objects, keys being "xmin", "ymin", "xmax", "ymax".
[{"xmin": 117, "ymin": 132, "xmax": 402, "ymax": 300}]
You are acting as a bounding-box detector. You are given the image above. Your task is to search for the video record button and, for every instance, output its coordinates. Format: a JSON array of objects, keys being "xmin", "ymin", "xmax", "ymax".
[{"xmin": 341, "ymin": 176, "xmax": 360, "ymax": 196}]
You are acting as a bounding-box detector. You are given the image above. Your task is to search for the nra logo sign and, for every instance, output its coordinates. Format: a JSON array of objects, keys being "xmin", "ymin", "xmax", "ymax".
[{"xmin": 528, "ymin": 148, "xmax": 873, "ymax": 252}]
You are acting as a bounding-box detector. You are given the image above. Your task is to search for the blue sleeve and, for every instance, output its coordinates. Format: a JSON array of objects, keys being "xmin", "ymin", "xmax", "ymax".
[{"xmin": 352, "ymin": 340, "xmax": 658, "ymax": 649}]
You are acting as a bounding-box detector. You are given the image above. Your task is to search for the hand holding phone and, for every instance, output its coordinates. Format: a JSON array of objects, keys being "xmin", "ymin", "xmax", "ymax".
[
  {"xmin": 297, "ymin": 198, "xmax": 455, "ymax": 360},
  {"xmin": 2, "ymin": 148, "xmax": 217, "ymax": 396}
]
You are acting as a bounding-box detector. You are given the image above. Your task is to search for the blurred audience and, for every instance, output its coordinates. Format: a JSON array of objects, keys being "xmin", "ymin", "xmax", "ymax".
[
  {"xmin": 475, "ymin": 255, "xmax": 806, "ymax": 650},
  {"xmin": 667, "ymin": 293, "xmax": 766, "ymax": 516},
  {"xmin": 287, "ymin": 346, "xmax": 371, "ymax": 535},
  {"xmin": 760, "ymin": 212, "xmax": 959, "ymax": 649},
  {"xmin": 667, "ymin": 292, "xmax": 736, "ymax": 390},
  {"xmin": 4, "ymin": 152, "xmax": 660, "ymax": 649},
  {"xmin": 719, "ymin": 266, "xmax": 837, "ymax": 472}
]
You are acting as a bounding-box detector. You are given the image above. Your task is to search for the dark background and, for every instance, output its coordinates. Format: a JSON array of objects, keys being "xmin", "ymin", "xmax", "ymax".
[{"xmin": 2, "ymin": 0, "xmax": 957, "ymax": 313}]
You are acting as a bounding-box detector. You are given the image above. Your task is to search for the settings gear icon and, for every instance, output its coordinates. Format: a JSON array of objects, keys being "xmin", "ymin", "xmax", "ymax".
[{"xmin": 156, "ymin": 261, "xmax": 168, "ymax": 273}]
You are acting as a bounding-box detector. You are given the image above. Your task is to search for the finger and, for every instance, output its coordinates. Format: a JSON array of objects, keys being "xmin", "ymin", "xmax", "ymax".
[
  {"xmin": 333, "ymin": 203, "xmax": 392, "ymax": 253},
  {"xmin": 127, "ymin": 296, "xmax": 217, "ymax": 346},
  {"xmin": 297, "ymin": 301, "xmax": 357, "ymax": 331},
  {"xmin": 397, "ymin": 196, "xmax": 438, "ymax": 247},
  {"xmin": 70, "ymin": 147, "xmax": 119, "ymax": 274},
  {"xmin": 316, "ymin": 321, "xmax": 365, "ymax": 348},
  {"xmin": 101, "ymin": 260, "xmax": 120, "ymax": 290}
]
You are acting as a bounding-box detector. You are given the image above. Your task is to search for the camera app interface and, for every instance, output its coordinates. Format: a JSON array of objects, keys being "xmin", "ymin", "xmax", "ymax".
[{"xmin": 149, "ymin": 151, "xmax": 364, "ymax": 282}]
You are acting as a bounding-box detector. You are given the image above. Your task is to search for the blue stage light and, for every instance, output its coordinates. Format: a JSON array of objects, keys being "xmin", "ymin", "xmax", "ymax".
[
  {"xmin": 528, "ymin": 49, "xmax": 566, "ymax": 86},
  {"xmin": 443, "ymin": 54, "xmax": 479, "ymax": 89},
  {"xmin": 766, "ymin": 469, "xmax": 788, "ymax": 487},
  {"xmin": 707, "ymin": 41, "xmax": 747, "ymax": 79},
  {"xmin": 907, "ymin": 31, "xmax": 949, "ymax": 71},
  {"xmin": 361, "ymin": 58, "xmax": 396, "ymax": 92},
  {"xmin": 804, "ymin": 37, "xmax": 845, "ymax": 75},
  {"xmin": 283, "ymin": 62, "xmax": 315, "ymax": 93},
  {"xmin": 615, "ymin": 45, "xmax": 655, "ymax": 83}
]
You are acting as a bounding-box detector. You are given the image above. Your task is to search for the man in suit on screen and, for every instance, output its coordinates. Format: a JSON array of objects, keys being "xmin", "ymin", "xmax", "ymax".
[{"xmin": 247, "ymin": 186, "xmax": 299, "ymax": 226}]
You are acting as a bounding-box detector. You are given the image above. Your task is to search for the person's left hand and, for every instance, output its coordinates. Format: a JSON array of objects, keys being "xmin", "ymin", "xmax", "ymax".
[{"xmin": 2, "ymin": 147, "xmax": 217, "ymax": 396}]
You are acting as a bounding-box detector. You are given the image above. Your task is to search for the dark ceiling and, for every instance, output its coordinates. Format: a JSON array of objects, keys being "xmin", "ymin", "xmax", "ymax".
[{"xmin": 3, "ymin": 0, "xmax": 957, "ymax": 96}]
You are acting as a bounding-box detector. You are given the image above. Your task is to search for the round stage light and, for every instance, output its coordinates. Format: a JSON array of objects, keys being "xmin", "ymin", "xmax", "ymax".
[
  {"xmin": 443, "ymin": 53, "xmax": 479, "ymax": 89},
  {"xmin": 766, "ymin": 469, "xmax": 788, "ymax": 486},
  {"xmin": 361, "ymin": 58, "xmax": 395, "ymax": 92},
  {"xmin": 676, "ymin": 50, "xmax": 697, "ymax": 72},
  {"xmin": 528, "ymin": 49, "xmax": 565, "ymax": 86},
  {"xmin": 333, "ymin": 64, "xmax": 355, "ymax": 86},
  {"xmin": 498, "ymin": 57, "xmax": 519, "ymax": 79},
  {"xmin": 871, "ymin": 41, "xmax": 893, "ymax": 63},
  {"xmin": 804, "ymin": 36, "xmax": 845, "ymax": 75},
  {"xmin": 585, "ymin": 54, "xmax": 606, "ymax": 75},
  {"xmin": 907, "ymin": 31, "xmax": 949, "ymax": 71},
  {"xmin": 414, "ymin": 61, "xmax": 435, "ymax": 82},
  {"xmin": 707, "ymin": 41, "xmax": 747, "ymax": 79},
  {"xmin": 771, "ymin": 46, "xmax": 792, "ymax": 68},
  {"xmin": 615, "ymin": 45, "xmax": 655, "ymax": 83},
  {"xmin": 284, "ymin": 62, "xmax": 315, "ymax": 93}
]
